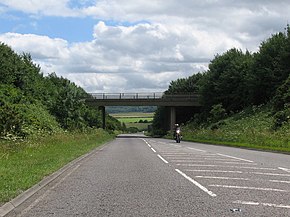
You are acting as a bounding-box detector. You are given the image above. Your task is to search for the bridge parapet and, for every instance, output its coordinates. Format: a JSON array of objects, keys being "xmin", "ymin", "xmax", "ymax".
[
  {"xmin": 85, "ymin": 92, "xmax": 201, "ymax": 107},
  {"xmin": 89, "ymin": 92, "xmax": 164, "ymax": 100}
]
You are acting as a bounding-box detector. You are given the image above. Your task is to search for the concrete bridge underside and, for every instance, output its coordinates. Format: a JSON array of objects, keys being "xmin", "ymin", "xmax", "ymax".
[{"xmin": 85, "ymin": 93, "xmax": 201, "ymax": 131}]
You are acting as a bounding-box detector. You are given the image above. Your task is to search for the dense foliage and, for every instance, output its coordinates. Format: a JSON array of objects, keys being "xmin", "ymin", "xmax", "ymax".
[
  {"xmin": 0, "ymin": 43, "xmax": 121, "ymax": 139},
  {"xmin": 152, "ymin": 25, "xmax": 290, "ymax": 135}
]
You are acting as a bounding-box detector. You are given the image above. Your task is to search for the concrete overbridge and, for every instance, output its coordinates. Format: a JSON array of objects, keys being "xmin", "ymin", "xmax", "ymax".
[{"xmin": 85, "ymin": 93, "xmax": 201, "ymax": 130}]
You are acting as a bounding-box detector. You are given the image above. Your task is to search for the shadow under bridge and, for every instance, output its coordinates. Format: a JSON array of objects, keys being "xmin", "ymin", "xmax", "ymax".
[{"xmin": 85, "ymin": 92, "xmax": 201, "ymax": 131}]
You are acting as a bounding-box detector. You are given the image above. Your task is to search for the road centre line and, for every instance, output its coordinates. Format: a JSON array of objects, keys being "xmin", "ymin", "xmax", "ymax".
[
  {"xmin": 176, "ymin": 164, "xmax": 277, "ymax": 170},
  {"xmin": 158, "ymin": 155, "xmax": 169, "ymax": 164},
  {"xmin": 216, "ymin": 153, "xmax": 254, "ymax": 163},
  {"xmin": 233, "ymin": 200, "xmax": 290, "ymax": 209},
  {"xmin": 187, "ymin": 147, "xmax": 207, "ymax": 152},
  {"xmin": 151, "ymin": 147, "xmax": 156, "ymax": 153},
  {"xmin": 209, "ymin": 184, "xmax": 288, "ymax": 192},
  {"xmin": 175, "ymin": 169, "xmax": 217, "ymax": 197},
  {"xmin": 195, "ymin": 176, "xmax": 250, "ymax": 181}
]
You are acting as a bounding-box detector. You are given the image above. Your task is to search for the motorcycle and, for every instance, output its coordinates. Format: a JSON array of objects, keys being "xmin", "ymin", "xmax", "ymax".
[{"xmin": 175, "ymin": 128, "xmax": 181, "ymax": 143}]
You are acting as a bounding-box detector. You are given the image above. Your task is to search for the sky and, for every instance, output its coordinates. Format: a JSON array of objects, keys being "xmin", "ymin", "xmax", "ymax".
[{"xmin": 0, "ymin": 0, "xmax": 289, "ymax": 93}]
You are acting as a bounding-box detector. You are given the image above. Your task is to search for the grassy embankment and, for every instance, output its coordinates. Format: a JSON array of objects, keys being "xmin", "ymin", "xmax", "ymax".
[
  {"xmin": 179, "ymin": 106, "xmax": 290, "ymax": 153},
  {"xmin": 111, "ymin": 112, "xmax": 154, "ymax": 131},
  {"xmin": 0, "ymin": 129, "xmax": 114, "ymax": 205}
]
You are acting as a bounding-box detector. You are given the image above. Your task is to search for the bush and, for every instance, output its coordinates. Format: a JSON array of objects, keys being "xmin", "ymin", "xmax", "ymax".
[{"xmin": 209, "ymin": 103, "xmax": 226, "ymax": 123}]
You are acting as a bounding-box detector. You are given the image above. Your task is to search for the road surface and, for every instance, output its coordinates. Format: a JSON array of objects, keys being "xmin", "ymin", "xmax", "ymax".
[{"xmin": 8, "ymin": 134, "xmax": 290, "ymax": 216}]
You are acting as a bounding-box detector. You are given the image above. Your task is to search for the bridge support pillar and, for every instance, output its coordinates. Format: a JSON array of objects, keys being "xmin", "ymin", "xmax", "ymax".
[
  {"xmin": 99, "ymin": 106, "xmax": 106, "ymax": 129},
  {"xmin": 170, "ymin": 107, "xmax": 176, "ymax": 131}
]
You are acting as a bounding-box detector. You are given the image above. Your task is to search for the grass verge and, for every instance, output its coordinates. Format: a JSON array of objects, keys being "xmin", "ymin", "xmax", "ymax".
[{"xmin": 0, "ymin": 129, "xmax": 114, "ymax": 205}]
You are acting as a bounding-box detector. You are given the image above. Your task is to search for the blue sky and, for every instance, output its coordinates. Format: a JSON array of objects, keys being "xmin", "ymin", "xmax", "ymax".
[
  {"xmin": 0, "ymin": 1, "xmax": 290, "ymax": 93},
  {"xmin": 1, "ymin": 13, "xmax": 96, "ymax": 42}
]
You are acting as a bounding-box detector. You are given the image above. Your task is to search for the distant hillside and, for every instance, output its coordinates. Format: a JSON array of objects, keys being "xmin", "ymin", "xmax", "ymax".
[{"xmin": 106, "ymin": 106, "xmax": 157, "ymax": 114}]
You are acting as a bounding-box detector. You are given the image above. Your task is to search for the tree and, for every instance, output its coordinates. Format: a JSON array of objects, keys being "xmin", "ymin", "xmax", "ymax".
[
  {"xmin": 200, "ymin": 48, "xmax": 253, "ymax": 112},
  {"xmin": 249, "ymin": 31, "xmax": 288, "ymax": 105}
]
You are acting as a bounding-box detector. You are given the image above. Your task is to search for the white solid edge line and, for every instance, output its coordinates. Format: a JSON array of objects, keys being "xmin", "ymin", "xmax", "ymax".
[
  {"xmin": 157, "ymin": 155, "xmax": 169, "ymax": 164},
  {"xmin": 151, "ymin": 148, "xmax": 156, "ymax": 153},
  {"xmin": 216, "ymin": 153, "xmax": 253, "ymax": 163},
  {"xmin": 175, "ymin": 169, "xmax": 217, "ymax": 197}
]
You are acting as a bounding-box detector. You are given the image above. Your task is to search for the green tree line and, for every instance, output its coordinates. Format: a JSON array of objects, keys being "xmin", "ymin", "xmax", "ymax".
[
  {"xmin": 0, "ymin": 43, "xmax": 122, "ymax": 139},
  {"xmin": 153, "ymin": 25, "xmax": 290, "ymax": 135}
]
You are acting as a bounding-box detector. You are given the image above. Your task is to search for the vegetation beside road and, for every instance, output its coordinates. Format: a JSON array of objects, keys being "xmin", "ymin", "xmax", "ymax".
[
  {"xmin": 0, "ymin": 129, "xmax": 114, "ymax": 205},
  {"xmin": 154, "ymin": 25, "xmax": 290, "ymax": 153},
  {"xmin": 0, "ymin": 42, "xmax": 122, "ymax": 205},
  {"xmin": 174, "ymin": 105, "xmax": 290, "ymax": 153}
]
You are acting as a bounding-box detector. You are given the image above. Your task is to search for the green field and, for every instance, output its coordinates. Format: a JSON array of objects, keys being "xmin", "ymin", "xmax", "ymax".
[{"xmin": 111, "ymin": 112, "xmax": 154, "ymax": 131}]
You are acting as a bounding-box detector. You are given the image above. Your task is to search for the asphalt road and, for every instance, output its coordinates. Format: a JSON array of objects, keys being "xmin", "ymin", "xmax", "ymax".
[{"xmin": 8, "ymin": 134, "xmax": 290, "ymax": 216}]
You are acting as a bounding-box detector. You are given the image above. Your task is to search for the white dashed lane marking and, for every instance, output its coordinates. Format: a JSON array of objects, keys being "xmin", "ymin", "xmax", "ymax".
[
  {"xmin": 195, "ymin": 176, "xmax": 250, "ymax": 181},
  {"xmin": 209, "ymin": 184, "xmax": 289, "ymax": 192},
  {"xmin": 176, "ymin": 164, "xmax": 277, "ymax": 171},
  {"xmin": 233, "ymin": 200, "xmax": 290, "ymax": 209},
  {"xmin": 216, "ymin": 153, "xmax": 254, "ymax": 163},
  {"xmin": 143, "ymin": 139, "xmax": 290, "ymax": 211},
  {"xmin": 187, "ymin": 147, "xmax": 207, "ymax": 152},
  {"xmin": 175, "ymin": 169, "xmax": 217, "ymax": 197},
  {"xmin": 157, "ymin": 154, "xmax": 169, "ymax": 164},
  {"xmin": 279, "ymin": 167, "xmax": 290, "ymax": 173}
]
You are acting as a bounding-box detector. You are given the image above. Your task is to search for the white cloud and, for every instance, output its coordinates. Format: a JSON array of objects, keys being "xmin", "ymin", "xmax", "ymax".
[
  {"xmin": 0, "ymin": 33, "xmax": 70, "ymax": 59},
  {"xmin": 0, "ymin": 0, "xmax": 289, "ymax": 93}
]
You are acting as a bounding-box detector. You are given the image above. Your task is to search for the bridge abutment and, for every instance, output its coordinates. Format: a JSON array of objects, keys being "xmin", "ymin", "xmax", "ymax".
[
  {"xmin": 99, "ymin": 106, "xmax": 106, "ymax": 129},
  {"xmin": 170, "ymin": 107, "xmax": 176, "ymax": 131}
]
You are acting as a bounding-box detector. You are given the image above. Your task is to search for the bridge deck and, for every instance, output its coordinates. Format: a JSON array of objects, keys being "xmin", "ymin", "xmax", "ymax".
[{"xmin": 85, "ymin": 93, "xmax": 201, "ymax": 107}]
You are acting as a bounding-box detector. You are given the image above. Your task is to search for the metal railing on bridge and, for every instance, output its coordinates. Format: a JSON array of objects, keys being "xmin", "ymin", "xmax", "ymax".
[
  {"xmin": 85, "ymin": 92, "xmax": 201, "ymax": 107},
  {"xmin": 89, "ymin": 92, "xmax": 164, "ymax": 100}
]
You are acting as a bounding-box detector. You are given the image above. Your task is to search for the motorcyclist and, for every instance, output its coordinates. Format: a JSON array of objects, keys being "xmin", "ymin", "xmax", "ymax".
[{"xmin": 173, "ymin": 124, "xmax": 181, "ymax": 142}]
